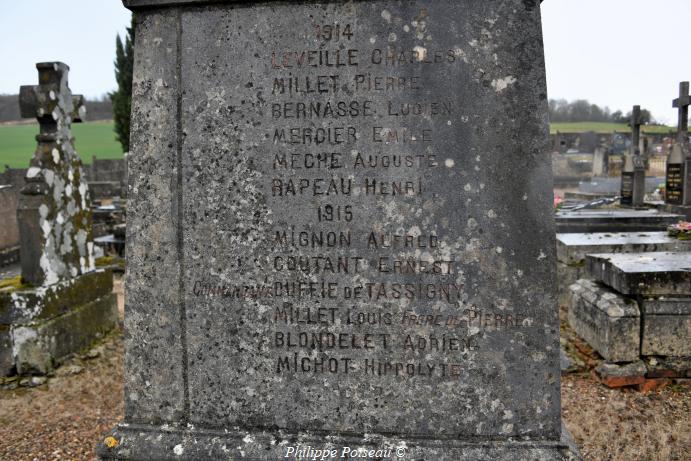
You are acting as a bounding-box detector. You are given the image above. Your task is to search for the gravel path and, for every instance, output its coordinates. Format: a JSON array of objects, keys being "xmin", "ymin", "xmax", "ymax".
[{"xmin": 0, "ymin": 331, "xmax": 123, "ymax": 461}]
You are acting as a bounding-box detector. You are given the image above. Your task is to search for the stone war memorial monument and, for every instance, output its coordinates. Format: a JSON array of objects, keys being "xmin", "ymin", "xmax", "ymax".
[
  {"xmin": 99, "ymin": 0, "xmax": 580, "ymax": 459},
  {"xmin": 0, "ymin": 63, "xmax": 118, "ymax": 376}
]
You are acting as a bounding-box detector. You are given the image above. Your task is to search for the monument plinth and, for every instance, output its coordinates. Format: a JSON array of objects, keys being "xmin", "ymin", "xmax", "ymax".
[{"xmin": 99, "ymin": 1, "xmax": 580, "ymax": 459}]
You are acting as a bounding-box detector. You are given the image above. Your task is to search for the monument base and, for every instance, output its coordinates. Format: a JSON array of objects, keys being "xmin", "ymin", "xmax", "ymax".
[
  {"xmin": 0, "ymin": 269, "xmax": 118, "ymax": 375},
  {"xmin": 97, "ymin": 423, "xmax": 581, "ymax": 460}
]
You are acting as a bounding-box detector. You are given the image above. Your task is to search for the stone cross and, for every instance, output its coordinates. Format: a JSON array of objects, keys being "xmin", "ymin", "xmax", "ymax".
[
  {"xmin": 17, "ymin": 62, "xmax": 94, "ymax": 286},
  {"xmin": 665, "ymin": 83, "xmax": 689, "ymax": 205},
  {"xmin": 630, "ymin": 105, "xmax": 643, "ymax": 158},
  {"xmin": 621, "ymin": 105, "xmax": 646, "ymax": 206},
  {"xmin": 673, "ymin": 81, "xmax": 689, "ymax": 145}
]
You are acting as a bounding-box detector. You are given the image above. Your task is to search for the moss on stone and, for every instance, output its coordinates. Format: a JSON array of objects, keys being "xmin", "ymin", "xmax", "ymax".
[
  {"xmin": 0, "ymin": 276, "xmax": 31, "ymax": 293},
  {"xmin": 96, "ymin": 256, "xmax": 116, "ymax": 267}
]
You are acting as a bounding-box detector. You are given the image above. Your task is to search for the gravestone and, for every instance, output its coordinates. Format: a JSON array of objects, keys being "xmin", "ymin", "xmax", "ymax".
[
  {"xmin": 555, "ymin": 232, "xmax": 689, "ymax": 306},
  {"xmin": 610, "ymin": 132, "xmax": 628, "ymax": 155},
  {"xmin": 554, "ymin": 209, "xmax": 681, "ymax": 233},
  {"xmin": 586, "ymin": 252, "xmax": 691, "ymax": 297},
  {"xmin": 620, "ymin": 106, "xmax": 646, "ymax": 207},
  {"xmin": 578, "ymin": 131, "xmax": 598, "ymax": 154},
  {"xmin": 0, "ymin": 63, "xmax": 118, "ymax": 376},
  {"xmin": 591, "ymin": 143, "xmax": 609, "ymax": 177},
  {"xmin": 569, "ymin": 251, "xmax": 691, "ymax": 386},
  {"xmin": 0, "ymin": 185, "xmax": 20, "ymax": 266},
  {"xmin": 99, "ymin": 1, "xmax": 579, "ymax": 459},
  {"xmin": 666, "ymin": 81, "xmax": 690, "ymax": 209}
]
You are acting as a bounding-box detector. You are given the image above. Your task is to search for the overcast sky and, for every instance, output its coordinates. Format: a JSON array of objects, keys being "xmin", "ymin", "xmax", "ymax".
[{"xmin": 0, "ymin": 0, "xmax": 689, "ymax": 125}]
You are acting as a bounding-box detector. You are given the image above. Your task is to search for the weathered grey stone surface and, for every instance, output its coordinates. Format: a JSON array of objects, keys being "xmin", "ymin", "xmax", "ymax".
[
  {"xmin": 18, "ymin": 62, "xmax": 94, "ymax": 286},
  {"xmin": 579, "ymin": 177, "xmax": 665, "ymax": 196},
  {"xmin": 560, "ymin": 347, "xmax": 572, "ymax": 375},
  {"xmin": 0, "ymin": 63, "xmax": 119, "ymax": 377},
  {"xmin": 101, "ymin": 423, "xmax": 581, "ymax": 461},
  {"xmin": 101, "ymin": 0, "xmax": 578, "ymax": 459},
  {"xmin": 554, "ymin": 209, "xmax": 681, "ymax": 233},
  {"xmin": 568, "ymin": 279, "xmax": 640, "ymax": 362},
  {"xmin": 664, "ymin": 203, "xmax": 691, "ymax": 221},
  {"xmin": 557, "ymin": 261, "xmax": 584, "ymax": 308},
  {"xmin": 0, "ymin": 326, "xmax": 12, "ymax": 375},
  {"xmin": 0, "ymin": 269, "xmax": 113, "ymax": 324},
  {"xmin": 645, "ymin": 356, "xmax": 691, "ymax": 378},
  {"xmin": 0, "ymin": 269, "xmax": 118, "ymax": 375},
  {"xmin": 667, "ymin": 81, "xmax": 690, "ymax": 206},
  {"xmin": 619, "ymin": 106, "xmax": 646, "ymax": 207},
  {"xmin": 555, "ymin": 232, "xmax": 689, "ymax": 307},
  {"xmin": 123, "ymin": 10, "xmax": 187, "ymax": 424},
  {"xmin": 586, "ymin": 252, "xmax": 691, "ymax": 296},
  {"xmin": 11, "ymin": 292, "xmax": 118, "ymax": 375},
  {"xmin": 556, "ymin": 232, "xmax": 689, "ymax": 266},
  {"xmin": 640, "ymin": 297, "xmax": 691, "ymax": 356},
  {"xmin": 0, "ymin": 186, "xmax": 20, "ymax": 252},
  {"xmin": 595, "ymin": 361, "xmax": 646, "ymax": 379},
  {"xmin": 591, "ymin": 146, "xmax": 608, "ymax": 177}
]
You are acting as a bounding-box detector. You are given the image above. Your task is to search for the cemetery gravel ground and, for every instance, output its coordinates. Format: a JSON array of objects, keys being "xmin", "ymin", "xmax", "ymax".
[
  {"xmin": 561, "ymin": 375, "xmax": 690, "ymax": 461},
  {"xmin": 0, "ymin": 330, "xmax": 124, "ymax": 461},
  {"xmin": 0, "ymin": 297, "xmax": 687, "ymax": 459}
]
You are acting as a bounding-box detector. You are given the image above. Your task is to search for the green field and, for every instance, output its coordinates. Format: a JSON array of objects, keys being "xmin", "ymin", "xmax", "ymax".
[
  {"xmin": 0, "ymin": 121, "xmax": 123, "ymax": 171},
  {"xmin": 550, "ymin": 122, "xmax": 679, "ymax": 135},
  {"xmin": 0, "ymin": 120, "xmax": 685, "ymax": 171}
]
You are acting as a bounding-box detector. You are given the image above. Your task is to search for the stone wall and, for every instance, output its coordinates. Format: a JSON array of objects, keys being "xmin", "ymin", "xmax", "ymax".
[
  {"xmin": 0, "ymin": 168, "xmax": 28, "ymax": 190},
  {"xmin": 0, "ymin": 185, "xmax": 19, "ymax": 251},
  {"xmin": 85, "ymin": 157, "xmax": 127, "ymax": 198},
  {"xmin": 87, "ymin": 156, "xmax": 127, "ymax": 184}
]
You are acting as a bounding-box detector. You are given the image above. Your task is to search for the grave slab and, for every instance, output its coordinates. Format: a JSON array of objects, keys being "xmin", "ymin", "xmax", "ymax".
[
  {"xmin": 640, "ymin": 297, "xmax": 691, "ymax": 356},
  {"xmin": 99, "ymin": 1, "xmax": 580, "ymax": 459},
  {"xmin": 664, "ymin": 203, "xmax": 691, "ymax": 220},
  {"xmin": 578, "ymin": 177, "xmax": 665, "ymax": 196},
  {"xmin": 554, "ymin": 209, "xmax": 681, "ymax": 233},
  {"xmin": 568, "ymin": 279, "xmax": 640, "ymax": 362},
  {"xmin": 0, "ymin": 269, "xmax": 118, "ymax": 375},
  {"xmin": 555, "ymin": 232, "xmax": 689, "ymax": 307},
  {"xmin": 586, "ymin": 252, "xmax": 691, "ymax": 296},
  {"xmin": 9, "ymin": 292, "xmax": 118, "ymax": 375},
  {"xmin": 557, "ymin": 232, "xmax": 689, "ymax": 266}
]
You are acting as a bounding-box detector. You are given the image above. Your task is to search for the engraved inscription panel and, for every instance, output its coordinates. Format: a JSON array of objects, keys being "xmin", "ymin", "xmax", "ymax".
[
  {"xmin": 621, "ymin": 172, "xmax": 634, "ymax": 206},
  {"xmin": 180, "ymin": 1, "xmax": 558, "ymax": 438},
  {"xmin": 666, "ymin": 163, "xmax": 683, "ymax": 205}
]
